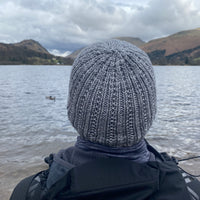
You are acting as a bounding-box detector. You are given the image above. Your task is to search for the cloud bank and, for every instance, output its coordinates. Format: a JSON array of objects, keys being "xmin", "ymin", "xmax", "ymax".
[{"xmin": 0, "ymin": 0, "xmax": 200, "ymax": 53}]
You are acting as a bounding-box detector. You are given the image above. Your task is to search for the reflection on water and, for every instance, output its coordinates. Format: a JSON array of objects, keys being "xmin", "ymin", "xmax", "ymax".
[{"xmin": 0, "ymin": 65, "xmax": 199, "ymax": 166}]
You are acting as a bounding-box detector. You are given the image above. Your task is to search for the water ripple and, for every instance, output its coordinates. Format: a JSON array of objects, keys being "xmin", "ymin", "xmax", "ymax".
[{"xmin": 0, "ymin": 65, "xmax": 200, "ymax": 165}]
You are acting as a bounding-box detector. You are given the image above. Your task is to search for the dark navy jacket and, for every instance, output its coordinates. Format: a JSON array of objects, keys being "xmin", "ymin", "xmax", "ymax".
[{"xmin": 10, "ymin": 144, "xmax": 199, "ymax": 200}]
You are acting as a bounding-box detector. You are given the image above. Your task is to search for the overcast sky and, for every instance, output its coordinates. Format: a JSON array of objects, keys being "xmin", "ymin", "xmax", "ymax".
[{"xmin": 0, "ymin": 0, "xmax": 200, "ymax": 56}]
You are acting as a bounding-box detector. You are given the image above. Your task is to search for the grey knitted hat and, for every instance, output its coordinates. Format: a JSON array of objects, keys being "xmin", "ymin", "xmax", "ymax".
[{"xmin": 67, "ymin": 39, "xmax": 156, "ymax": 147}]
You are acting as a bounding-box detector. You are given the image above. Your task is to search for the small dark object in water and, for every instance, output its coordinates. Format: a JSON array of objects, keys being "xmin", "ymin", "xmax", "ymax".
[{"xmin": 46, "ymin": 96, "xmax": 56, "ymax": 101}]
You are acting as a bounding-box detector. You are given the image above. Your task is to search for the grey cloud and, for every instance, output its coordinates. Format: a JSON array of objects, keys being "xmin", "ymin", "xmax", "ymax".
[
  {"xmin": 0, "ymin": 0, "xmax": 200, "ymax": 52},
  {"xmin": 130, "ymin": 0, "xmax": 200, "ymax": 40}
]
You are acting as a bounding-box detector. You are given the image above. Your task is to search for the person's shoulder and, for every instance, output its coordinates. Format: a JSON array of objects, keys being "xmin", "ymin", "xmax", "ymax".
[{"xmin": 9, "ymin": 170, "xmax": 49, "ymax": 200}]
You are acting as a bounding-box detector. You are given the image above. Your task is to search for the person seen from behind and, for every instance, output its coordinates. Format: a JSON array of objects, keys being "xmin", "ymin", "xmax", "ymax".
[{"xmin": 10, "ymin": 39, "xmax": 200, "ymax": 200}]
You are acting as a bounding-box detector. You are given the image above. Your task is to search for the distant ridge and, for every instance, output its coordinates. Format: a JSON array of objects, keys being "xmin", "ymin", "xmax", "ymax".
[
  {"xmin": 13, "ymin": 39, "xmax": 49, "ymax": 54},
  {"xmin": 114, "ymin": 37, "xmax": 145, "ymax": 47},
  {"xmin": 0, "ymin": 40, "xmax": 73, "ymax": 65},
  {"xmin": 66, "ymin": 37, "xmax": 145, "ymax": 62},
  {"xmin": 66, "ymin": 48, "xmax": 84, "ymax": 60},
  {"xmin": 142, "ymin": 28, "xmax": 200, "ymax": 55},
  {"xmin": 141, "ymin": 28, "xmax": 200, "ymax": 65},
  {"xmin": 1, "ymin": 28, "xmax": 200, "ymax": 65},
  {"xmin": 67, "ymin": 28, "xmax": 200, "ymax": 65}
]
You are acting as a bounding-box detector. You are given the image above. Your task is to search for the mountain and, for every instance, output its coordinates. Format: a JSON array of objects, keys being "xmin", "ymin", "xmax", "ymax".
[
  {"xmin": 2, "ymin": 28, "xmax": 200, "ymax": 65},
  {"xmin": 115, "ymin": 37, "xmax": 145, "ymax": 47},
  {"xmin": 67, "ymin": 28, "xmax": 200, "ymax": 65},
  {"xmin": 66, "ymin": 48, "xmax": 84, "ymax": 60},
  {"xmin": 66, "ymin": 37, "xmax": 145, "ymax": 61},
  {"xmin": 0, "ymin": 40, "xmax": 73, "ymax": 65},
  {"xmin": 13, "ymin": 39, "xmax": 49, "ymax": 54},
  {"xmin": 141, "ymin": 28, "xmax": 200, "ymax": 65},
  {"xmin": 142, "ymin": 29, "xmax": 200, "ymax": 56}
]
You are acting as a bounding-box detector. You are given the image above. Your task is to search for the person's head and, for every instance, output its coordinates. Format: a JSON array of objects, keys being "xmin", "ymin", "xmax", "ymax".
[{"xmin": 67, "ymin": 39, "xmax": 156, "ymax": 147}]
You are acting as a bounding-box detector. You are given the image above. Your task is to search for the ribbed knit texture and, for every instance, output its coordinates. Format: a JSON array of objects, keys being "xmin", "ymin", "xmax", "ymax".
[{"xmin": 67, "ymin": 39, "xmax": 156, "ymax": 147}]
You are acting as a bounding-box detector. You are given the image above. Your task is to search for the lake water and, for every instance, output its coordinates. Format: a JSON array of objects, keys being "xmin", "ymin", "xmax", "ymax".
[{"xmin": 0, "ymin": 65, "xmax": 200, "ymax": 170}]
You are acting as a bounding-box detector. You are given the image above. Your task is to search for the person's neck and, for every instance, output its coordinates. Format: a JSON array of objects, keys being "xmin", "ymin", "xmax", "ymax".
[{"xmin": 75, "ymin": 136, "xmax": 152, "ymax": 163}]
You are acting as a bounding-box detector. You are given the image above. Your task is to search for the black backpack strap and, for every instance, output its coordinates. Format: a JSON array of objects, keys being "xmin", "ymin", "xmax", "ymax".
[
  {"xmin": 10, "ymin": 173, "xmax": 38, "ymax": 200},
  {"xmin": 10, "ymin": 170, "xmax": 50, "ymax": 200},
  {"xmin": 179, "ymin": 168, "xmax": 200, "ymax": 200},
  {"xmin": 10, "ymin": 154, "xmax": 54, "ymax": 200},
  {"xmin": 187, "ymin": 179, "xmax": 200, "ymax": 200}
]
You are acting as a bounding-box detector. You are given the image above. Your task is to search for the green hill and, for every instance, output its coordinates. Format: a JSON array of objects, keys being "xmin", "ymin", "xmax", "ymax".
[
  {"xmin": 2, "ymin": 28, "xmax": 200, "ymax": 65},
  {"xmin": 114, "ymin": 37, "xmax": 145, "ymax": 47},
  {"xmin": 67, "ymin": 28, "xmax": 200, "ymax": 65},
  {"xmin": 66, "ymin": 37, "xmax": 145, "ymax": 61},
  {"xmin": 0, "ymin": 40, "xmax": 73, "ymax": 65},
  {"xmin": 141, "ymin": 28, "xmax": 200, "ymax": 65}
]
